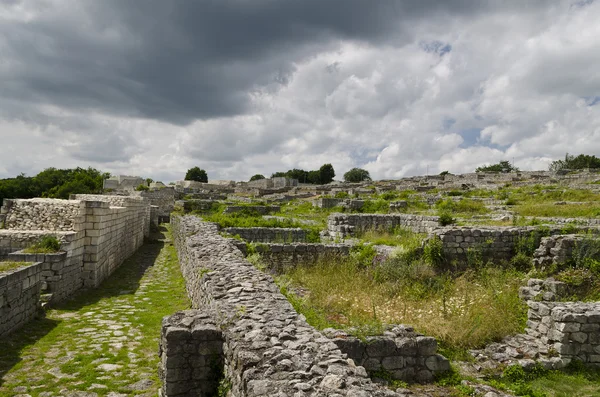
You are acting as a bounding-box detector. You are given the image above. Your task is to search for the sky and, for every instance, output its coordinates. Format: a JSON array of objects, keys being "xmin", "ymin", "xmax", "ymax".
[{"xmin": 1, "ymin": 0, "xmax": 600, "ymax": 183}]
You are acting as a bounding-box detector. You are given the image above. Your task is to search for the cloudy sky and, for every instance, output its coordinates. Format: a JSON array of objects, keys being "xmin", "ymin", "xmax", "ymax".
[{"xmin": 1, "ymin": 0, "xmax": 599, "ymax": 182}]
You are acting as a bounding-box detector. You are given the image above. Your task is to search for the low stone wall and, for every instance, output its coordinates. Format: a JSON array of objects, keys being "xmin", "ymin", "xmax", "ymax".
[
  {"xmin": 7, "ymin": 249, "xmax": 83, "ymax": 303},
  {"xmin": 223, "ymin": 205, "xmax": 281, "ymax": 215},
  {"xmin": 0, "ymin": 230, "xmax": 79, "ymax": 260},
  {"xmin": 532, "ymin": 234, "xmax": 589, "ymax": 269},
  {"xmin": 313, "ymin": 198, "xmax": 365, "ymax": 210},
  {"xmin": 326, "ymin": 213, "xmax": 440, "ymax": 239},
  {"xmin": 525, "ymin": 299, "xmax": 600, "ymax": 366},
  {"xmin": 432, "ymin": 227, "xmax": 598, "ymax": 265},
  {"xmin": 1, "ymin": 198, "xmax": 81, "ymax": 231},
  {"xmin": 164, "ymin": 215, "xmax": 404, "ymax": 396},
  {"xmin": 223, "ymin": 227, "xmax": 307, "ymax": 243},
  {"xmin": 181, "ymin": 200, "xmax": 218, "ymax": 213},
  {"xmin": 253, "ymin": 243, "xmax": 352, "ymax": 272},
  {"xmin": 0, "ymin": 262, "xmax": 43, "ymax": 337},
  {"xmin": 323, "ymin": 327, "xmax": 449, "ymax": 383},
  {"xmin": 137, "ymin": 187, "xmax": 177, "ymax": 219}
]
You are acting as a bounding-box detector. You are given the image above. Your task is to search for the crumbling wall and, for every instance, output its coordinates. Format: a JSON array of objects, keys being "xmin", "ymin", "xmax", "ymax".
[
  {"xmin": 164, "ymin": 215, "xmax": 405, "ymax": 397},
  {"xmin": 223, "ymin": 205, "xmax": 281, "ymax": 215},
  {"xmin": 252, "ymin": 243, "xmax": 352, "ymax": 272},
  {"xmin": 326, "ymin": 214, "xmax": 439, "ymax": 239},
  {"xmin": 223, "ymin": 227, "xmax": 307, "ymax": 243}
]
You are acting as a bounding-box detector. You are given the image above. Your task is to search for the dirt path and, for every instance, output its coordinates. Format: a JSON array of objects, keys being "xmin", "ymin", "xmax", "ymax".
[{"xmin": 0, "ymin": 227, "xmax": 189, "ymax": 397}]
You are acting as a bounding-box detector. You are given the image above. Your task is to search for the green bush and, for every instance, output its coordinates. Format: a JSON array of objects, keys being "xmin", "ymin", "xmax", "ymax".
[
  {"xmin": 438, "ymin": 212, "xmax": 455, "ymax": 226},
  {"xmin": 334, "ymin": 191, "xmax": 349, "ymax": 199},
  {"xmin": 23, "ymin": 235, "xmax": 61, "ymax": 253},
  {"xmin": 135, "ymin": 184, "xmax": 149, "ymax": 191},
  {"xmin": 423, "ymin": 237, "xmax": 445, "ymax": 268}
]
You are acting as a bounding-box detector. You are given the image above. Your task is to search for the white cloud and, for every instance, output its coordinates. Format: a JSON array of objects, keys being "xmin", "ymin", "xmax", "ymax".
[{"xmin": 2, "ymin": 0, "xmax": 600, "ymax": 182}]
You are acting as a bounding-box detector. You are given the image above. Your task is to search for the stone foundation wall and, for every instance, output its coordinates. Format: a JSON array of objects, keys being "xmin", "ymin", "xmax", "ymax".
[
  {"xmin": 252, "ymin": 243, "xmax": 352, "ymax": 272},
  {"xmin": 7, "ymin": 249, "xmax": 84, "ymax": 303},
  {"xmin": 326, "ymin": 214, "xmax": 440, "ymax": 239},
  {"xmin": 323, "ymin": 327, "xmax": 449, "ymax": 383},
  {"xmin": 223, "ymin": 227, "xmax": 307, "ymax": 243},
  {"xmin": 525, "ymin": 299, "xmax": 600, "ymax": 366},
  {"xmin": 181, "ymin": 200, "xmax": 218, "ymax": 213},
  {"xmin": 313, "ymin": 198, "xmax": 365, "ymax": 210},
  {"xmin": 158, "ymin": 311, "xmax": 224, "ymax": 396},
  {"xmin": 432, "ymin": 227, "xmax": 597, "ymax": 265},
  {"xmin": 0, "ymin": 262, "xmax": 43, "ymax": 337},
  {"xmin": 165, "ymin": 215, "xmax": 405, "ymax": 397}
]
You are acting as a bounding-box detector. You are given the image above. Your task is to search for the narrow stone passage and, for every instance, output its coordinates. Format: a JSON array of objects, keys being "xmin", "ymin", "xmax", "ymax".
[{"xmin": 0, "ymin": 226, "xmax": 189, "ymax": 397}]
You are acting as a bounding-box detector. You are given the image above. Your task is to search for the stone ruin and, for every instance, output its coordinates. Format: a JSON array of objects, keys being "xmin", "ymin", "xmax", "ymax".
[{"xmin": 159, "ymin": 215, "xmax": 450, "ymax": 396}]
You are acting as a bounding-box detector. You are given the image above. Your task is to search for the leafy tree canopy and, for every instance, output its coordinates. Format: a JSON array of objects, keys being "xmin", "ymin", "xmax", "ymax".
[
  {"xmin": 0, "ymin": 167, "xmax": 108, "ymax": 205},
  {"xmin": 475, "ymin": 160, "xmax": 519, "ymax": 173},
  {"xmin": 343, "ymin": 168, "xmax": 372, "ymax": 182},
  {"xmin": 270, "ymin": 164, "xmax": 336, "ymax": 184},
  {"xmin": 549, "ymin": 153, "xmax": 600, "ymax": 171},
  {"xmin": 249, "ymin": 174, "xmax": 266, "ymax": 181},
  {"xmin": 185, "ymin": 167, "xmax": 208, "ymax": 182}
]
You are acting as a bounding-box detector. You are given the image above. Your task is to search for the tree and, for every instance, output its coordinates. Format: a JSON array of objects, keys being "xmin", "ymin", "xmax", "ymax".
[
  {"xmin": 319, "ymin": 163, "xmax": 335, "ymax": 184},
  {"xmin": 185, "ymin": 167, "xmax": 208, "ymax": 182},
  {"xmin": 475, "ymin": 160, "xmax": 519, "ymax": 173},
  {"xmin": 249, "ymin": 174, "xmax": 266, "ymax": 181},
  {"xmin": 307, "ymin": 170, "xmax": 321, "ymax": 184},
  {"xmin": 343, "ymin": 168, "xmax": 371, "ymax": 182},
  {"xmin": 549, "ymin": 153, "xmax": 600, "ymax": 172}
]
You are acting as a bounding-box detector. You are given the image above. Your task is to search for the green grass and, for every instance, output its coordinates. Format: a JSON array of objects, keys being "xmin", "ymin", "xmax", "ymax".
[
  {"xmin": 275, "ymin": 254, "xmax": 527, "ymax": 350},
  {"xmin": 0, "ymin": 261, "xmax": 30, "ymax": 273},
  {"xmin": 358, "ymin": 227, "xmax": 425, "ymax": 248},
  {"xmin": 22, "ymin": 235, "xmax": 62, "ymax": 254}
]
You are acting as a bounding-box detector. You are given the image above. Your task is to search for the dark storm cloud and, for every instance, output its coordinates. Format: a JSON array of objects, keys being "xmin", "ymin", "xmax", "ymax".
[{"xmin": 0, "ymin": 0, "xmax": 528, "ymax": 125}]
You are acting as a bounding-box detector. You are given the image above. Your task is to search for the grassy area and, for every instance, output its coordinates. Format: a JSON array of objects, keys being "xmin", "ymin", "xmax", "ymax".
[
  {"xmin": 22, "ymin": 235, "xmax": 62, "ymax": 254},
  {"xmin": 0, "ymin": 261, "xmax": 29, "ymax": 273},
  {"xmin": 485, "ymin": 362, "xmax": 600, "ymax": 397},
  {"xmin": 274, "ymin": 247, "xmax": 527, "ymax": 352},
  {"xmin": 358, "ymin": 227, "xmax": 425, "ymax": 247}
]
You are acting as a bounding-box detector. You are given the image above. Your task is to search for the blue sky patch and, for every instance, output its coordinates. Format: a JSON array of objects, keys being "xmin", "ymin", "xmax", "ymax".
[{"xmin": 420, "ymin": 40, "xmax": 452, "ymax": 56}]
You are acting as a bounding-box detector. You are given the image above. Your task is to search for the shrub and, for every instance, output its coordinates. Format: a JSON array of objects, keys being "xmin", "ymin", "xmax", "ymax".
[
  {"xmin": 438, "ymin": 212, "xmax": 455, "ymax": 226},
  {"xmin": 24, "ymin": 235, "xmax": 61, "ymax": 253},
  {"xmin": 423, "ymin": 237, "xmax": 445, "ymax": 268},
  {"xmin": 135, "ymin": 184, "xmax": 149, "ymax": 191},
  {"xmin": 185, "ymin": 167, "xmax": 208, "ymax": 182},
  {"xmin": 343, "ymin": 168, "xmax": 371, "ymax": 182}
]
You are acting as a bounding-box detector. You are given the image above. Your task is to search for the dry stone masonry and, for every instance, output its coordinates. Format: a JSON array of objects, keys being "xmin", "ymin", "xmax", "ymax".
[
  {"xmin": 1, "ymin": 198, "xmax": 80, "ymax": 231},
  {"xmin": 252, "ymin": 243, "xmax": 352, "ymax": 273},
  {"xmin": 163, "ymin": 215, "xmax": 404, "ymax": 397},
  {"xmin": 322, "ymin": 327, "xmax": 449, "ymax": 383},
  {"xmin": 224, "ymin": 227, "xmax": 307, "ymax": 243},
  {"xmin": 326, "ymin": 214, "xmax": 440, "ymax": 240}
]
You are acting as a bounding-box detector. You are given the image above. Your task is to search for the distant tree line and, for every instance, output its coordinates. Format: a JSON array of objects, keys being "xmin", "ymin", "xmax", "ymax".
[
  {"xmin": 475, "ymin": 154, "xmax": 600, "ymax": 174},
  {"xmin": 0, "ymin": 167, "xmax": 108, "ymax": 206},
  {"xmin": 549, "ymin": 153, "xmax": 600, "ymax": 171},
  {"xmin": 271, "ymin": 164, "xmax": 335, "ymax": 184}
]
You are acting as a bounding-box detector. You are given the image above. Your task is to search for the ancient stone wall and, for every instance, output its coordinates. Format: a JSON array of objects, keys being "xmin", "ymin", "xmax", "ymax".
[
  {"xmin": 433, "ymin": 226, "xmax": 598, "ymax": 265},
  {"xmin": 181, "ymin": 200, "xmax": 217, "ymax": 213},
  {"xmin": 326, "ymin": 214, "xmax": 439, "ymax": 239},
  {"xmin": 165, "ymin": 215, "xmax": 404, "ymax": 397},
  {"xmin": 224, "ymin": 227, "xmax": 307, "ymax": 243},
  {"xmin": 532, "ymin": 234, "xmax": 584, "ymax": 269},
  {"xmin": 223, "ymin": 205, "xmax": 281, "ymax": 215},
  {"xmin": 70, "ymin": 196, "xmax": 150, "ymax": 288},
  {"xmin": 313, "ymin": 198, "xmax": 365, "ymax": 210},
  {"xmin": 252, "ymin": 243, "xmax": 352, "ymax": 272},
  {"xmin": 0, "ymin": 262, "xmax": 43, "ymax": 337},
  {"xmin": 136, "ymin": 187, "xmax": 177, "ymax": 219},
  {"xmin": 1, "ymin": 198, "xmax": 81, "ymax": 231},
  {"xmin": 322, "ymin": 327, "xmax": 449, "ymax": 383},
  {"xmin": 7, "ymin": 249, "xmax": 83, "ymax": 303}
]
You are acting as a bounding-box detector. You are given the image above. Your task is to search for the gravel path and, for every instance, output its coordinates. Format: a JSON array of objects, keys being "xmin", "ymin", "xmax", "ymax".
[{"xmin": 0, "ymin": 228, "xmax": 189, "ymax": 397}]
